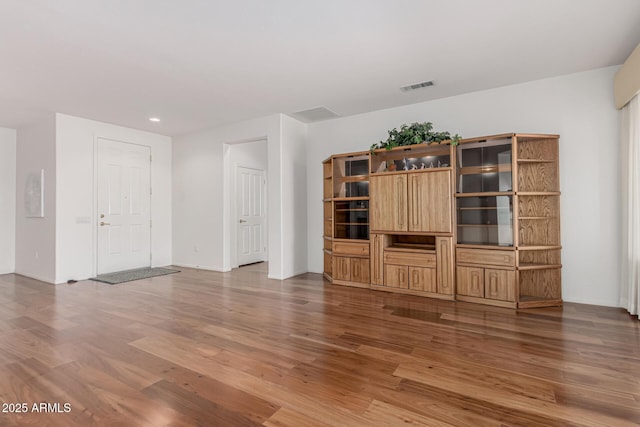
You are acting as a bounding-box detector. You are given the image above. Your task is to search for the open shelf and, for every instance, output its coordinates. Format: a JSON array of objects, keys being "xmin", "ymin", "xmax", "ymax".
[
  {"xmin": 519, "ymin": 267, "xmax": 561, "ymax": 303},
  {"xmin": 518, "ymin": 245, "xmax": 562, "ymax": 250},
  {"xmin": 370, "ymin": 167, "xmax": 451, "ymax": 177},
  {"xmin": 386, "ymin": 234, "xmax": 436, "ymax": 251},
  {"xmin": 517, "ymin": 159, "xmax": 556, "ymax": 163},
  {"xmin": 459, "ymin": 164, "xmax": 512, "ymax": 175},
  {"xmin": 459, "ymin": 206, "xmax": 510, "ymax": 211},
  {"xmin": 370, "ymin": 143, "xmax": 451, "ymax": 174},
  {"xmin": 517, "ymin": 192, "xmax": 561, "ymax": 196},
  {"xmin": 518, "ymin": 263, "xmax": 562, "ymax": 270},
  {"xmin": 336, "ymin": 175, "xmax": 369, "ymax": 183},
  {"xmin": 456, "ymin": 191, "xmax": 514, "ymax": 197},
  {"xmin": 518, "ymin": 216, "xmax": 552, "ymax": 220},
  {"xmin": 333, "ymin": 196, "xmax": 369, "ymax": 201}
]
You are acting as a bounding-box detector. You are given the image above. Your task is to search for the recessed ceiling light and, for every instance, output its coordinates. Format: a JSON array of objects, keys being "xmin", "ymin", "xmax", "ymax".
[{"xmin": 149, "ymin": 117, "xmax": 161, "ymax": 122}]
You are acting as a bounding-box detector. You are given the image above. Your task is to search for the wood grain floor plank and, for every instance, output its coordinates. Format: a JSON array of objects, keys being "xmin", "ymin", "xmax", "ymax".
[
  {"xmin": 160, "ymin": 364, "xmax": 279, "ymax": 424},
  {"xmin": 362, "ymin": 400, "xmax": 458, "ymax": 427},
  {"xmin": 394, "ymin": 362, "xmax": 630, "ymax": 426},
  {"xmin": 0, "ymin": 264, "xmax": 638, "ymax": 426},
  {"xmin": 142, "ymin": 379, "xmax": 263, "ymax": 427},
  {"xmin": 264, "ymin": 407, "xmax": 334, "ymax": 427}
]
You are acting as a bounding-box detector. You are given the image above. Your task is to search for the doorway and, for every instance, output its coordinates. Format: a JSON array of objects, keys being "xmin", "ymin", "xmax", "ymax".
[
  {"xmin": 96, "ymin": 138, "xmax": 151, "ymax": 275},
  {"xmin": 236, "ymin": 166, "xmax": 267, "ymax": 266},
  {"xmin": 224, "ymin": 138, "xmax": 268, "ymax": 271}
]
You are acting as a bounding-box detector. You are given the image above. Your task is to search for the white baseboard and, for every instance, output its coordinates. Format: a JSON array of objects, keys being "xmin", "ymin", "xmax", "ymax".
[
  {"xmin": 171, "ymin": 263, "xmax": 227, "ymax": 273},
  {"xmin": 13, "ymin": 271, "xmax": 56, "ymax": 284},
  {"xmin": 563, "ymin": 296, "xmax": 619, "ymax": 308}
]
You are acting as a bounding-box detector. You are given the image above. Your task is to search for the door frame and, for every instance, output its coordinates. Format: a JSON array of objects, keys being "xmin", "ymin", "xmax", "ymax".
[
  {"xmin": 93, "ymin": 137, "xmax": 153, "ymax": 277},
  {"xmin": 235, "ymin": 165, "xmax": 267, "ymax": 267},
  {"xmin": 222, "ymin": 137, "xmax": 269, "ymax": 271}
]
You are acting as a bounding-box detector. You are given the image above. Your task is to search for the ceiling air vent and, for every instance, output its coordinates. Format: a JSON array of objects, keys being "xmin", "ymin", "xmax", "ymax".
[
  {"xmin": 400, "ymin": 80, "xmax": 434, "ymax": 92},
  {"xmin": 290, "ymin": 106, "xmax": 340, "ymax": 123}
]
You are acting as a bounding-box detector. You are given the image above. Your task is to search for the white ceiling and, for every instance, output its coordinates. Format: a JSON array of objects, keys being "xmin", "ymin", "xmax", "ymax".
[{"xmin": 1, "ymin": 0, "xmax": 639, "ymax": 136}]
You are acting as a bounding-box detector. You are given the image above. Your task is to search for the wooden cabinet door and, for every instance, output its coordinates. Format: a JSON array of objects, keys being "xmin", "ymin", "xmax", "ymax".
[
  {"xmin": 370, "ymin": 174, "xmax": 408, "ymax": 232},
  {"xmin": 370, "ymin": 234, "xmax": 385, "ymax": 286},
  {"xmin": 350, "ymin": 258, "xmax": 370, "ymax": 284},
  {"xmin": 409, "ymin": 267, "xmax": 437, "ymax": 292},
  {"xmin": 436, "ymin": 237, "xmax": 453, "ymax": 295},
  {"xmin": 333, "ymin": 256, "xmax": 351, "ymax": 281},
  {"xmin": 456, "ymin": 266, "xmax": 484, "ymax": 297},
  {"xmin": 384, "ymin": 264, "xmax": 408, "ymax": 289},
  {"xmin": 408, "ymin": 171, "xmax": 452, "ymax": 233},
  {"xmin": 485, "ymin": 268, "xmax": 516, "ymax": 301}
]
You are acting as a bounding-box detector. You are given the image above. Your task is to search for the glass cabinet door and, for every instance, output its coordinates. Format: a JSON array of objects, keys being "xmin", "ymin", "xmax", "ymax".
[
  {"xmin": 457, "ymin": 138, "xmax": 512, "ymax": 194},
  {"xmin": 333, "ymin": 154, "xmax": 369, "ymax": 198},
  {"xmin": 334, "ymin": 200, "xmax": 369, "ymax": 239},
  {"xmin": 457, "ymin": 195, "xmax": 513, "ymax": 246}
]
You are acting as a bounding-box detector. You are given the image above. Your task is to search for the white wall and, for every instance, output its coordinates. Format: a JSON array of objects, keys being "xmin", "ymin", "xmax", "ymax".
[
  {"xmin": 173, "ymin": 115, "xmax": 280, "ymax": 275},
  {"xmin": 227, "ymin": 139, "xmax": 268, "ymax": 268},
  {"xmin": 281, "ymin": 115, "xmax": 308, "ymax": 277},
  {"xmin": 173, "ymin": 113, "xmax": 307, "ymax": 280},
  {"xmin": 15, "ymin": 114, "xmax": 56, "ymax": 283},
  {"xmin": 55, "ymin": 114, "xmax": 172, "ymax": 283},
  {"xmin": 307, "ymin": 66, "xmax": 621, "ymax": 307},
  {"xmin": 0, "ymin": 127, "xmax": 16, "ymax": 274}
]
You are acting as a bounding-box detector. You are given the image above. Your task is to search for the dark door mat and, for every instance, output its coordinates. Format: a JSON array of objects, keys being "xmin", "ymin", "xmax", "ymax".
[{"xmin": 90, "ymin": 267, "xmax": 180, "ymax": 284}]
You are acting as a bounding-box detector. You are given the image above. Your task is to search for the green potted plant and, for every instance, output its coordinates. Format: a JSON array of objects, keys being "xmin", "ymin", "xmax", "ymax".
[{"xmin": 370, "ymin": 122, "xmax": 461, "ymax": 154}]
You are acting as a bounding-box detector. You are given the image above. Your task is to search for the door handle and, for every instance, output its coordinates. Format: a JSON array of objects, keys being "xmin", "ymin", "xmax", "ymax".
[
  {"xmin": 239, "ymin": 219, "xmax": 247, "ymax": 223},
  {"xmin": 100, "ymin": 222, "xmax": 110, "ymax": 226}
]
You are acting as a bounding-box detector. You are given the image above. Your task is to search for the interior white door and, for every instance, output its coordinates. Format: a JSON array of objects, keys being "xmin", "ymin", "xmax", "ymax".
[
  {"xmin": 237, "ymin": 166, "xmax": 266, "ymax": 266},
  {"xmin": 97, "ymin": 138, "xmax": 151, "ymax": 275}
]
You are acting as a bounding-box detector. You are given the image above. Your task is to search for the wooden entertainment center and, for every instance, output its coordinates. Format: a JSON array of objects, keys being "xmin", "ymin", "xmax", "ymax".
[{"xmin": 322, "ymin": 133, "xmax": 562, "ymax": 308}]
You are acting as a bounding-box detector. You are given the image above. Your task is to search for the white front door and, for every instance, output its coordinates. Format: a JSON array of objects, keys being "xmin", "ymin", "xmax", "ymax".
[
  {"xmin": 237, "ymin": 166, "xmax": 266, "ymax": 266},
  {"xmin": 97, "ymin": 138, "xmax": 151, "ymax": 275}
]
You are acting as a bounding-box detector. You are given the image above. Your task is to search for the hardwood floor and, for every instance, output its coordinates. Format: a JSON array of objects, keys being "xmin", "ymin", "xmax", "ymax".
[{"xmin": 0, "ymin": 264, "xmax": 638, "ymax": 426}]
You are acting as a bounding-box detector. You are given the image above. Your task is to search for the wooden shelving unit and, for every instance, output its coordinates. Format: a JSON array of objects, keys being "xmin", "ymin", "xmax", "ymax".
[
  {"xmin": 322, "ymin": 158, "xmax": 333, "ymax": 282},
  {"xmin": 322, "ymin": 132, "xmax": 561, "ymax": 309},
  {"xmin": 323, "ymin": 152, "xmax": 371, "ymax": 287},
  {"xmin": 455, "ymin": 133, "xmax": 561, "ymax": 308},
  {"xmin": 515, "ymin": 135, "xmax": 562, "ymax": 307}
]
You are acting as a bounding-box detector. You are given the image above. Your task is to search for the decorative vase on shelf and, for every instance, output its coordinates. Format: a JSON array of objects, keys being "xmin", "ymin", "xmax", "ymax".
[{"xmin": 387, "ymin": 161, "xmax": 396, "ymax": 172}]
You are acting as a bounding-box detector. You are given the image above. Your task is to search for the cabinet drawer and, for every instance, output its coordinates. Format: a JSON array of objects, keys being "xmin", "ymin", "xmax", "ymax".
[
  {"xmin": 384, "ymin": 251, "xmax": 436, "ymax": 268},
  {"xmin": 333, "ymin": 241, "xmax": 370, "ymax": 256},
  {"xmin": 456, "ymin": 248, "xmax": 515, "ymax": 267},
  {"xmin": 456, "ymin": 266, "xmax": 484, "ymax": 297}
]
